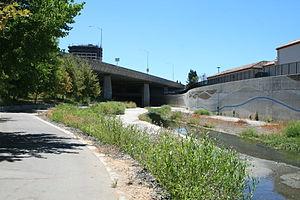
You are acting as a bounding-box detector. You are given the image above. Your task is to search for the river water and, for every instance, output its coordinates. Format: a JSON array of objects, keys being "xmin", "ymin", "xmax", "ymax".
[{"xmin": 175, "ymin": 127, "xmax": 300, "ymax": 200}]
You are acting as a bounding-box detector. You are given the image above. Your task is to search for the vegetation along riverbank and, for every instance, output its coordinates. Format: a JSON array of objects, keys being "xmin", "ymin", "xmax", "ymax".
[
  {"xmin": 139, "ymin": 106, "xmax": 300, "ymax": 154},
  {"xmin": 47, "ymin": 103, "xmax": 254, "ymax": 200}
]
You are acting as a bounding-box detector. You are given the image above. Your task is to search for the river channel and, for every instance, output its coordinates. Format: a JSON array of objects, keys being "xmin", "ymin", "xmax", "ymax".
[{"xmin": 175, "ymin": 127, "xmax": 300, "ymax": 200}]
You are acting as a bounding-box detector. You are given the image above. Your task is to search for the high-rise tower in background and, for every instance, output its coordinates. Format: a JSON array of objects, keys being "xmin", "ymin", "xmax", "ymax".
[{"xmin": 68, "ymin": 44, "xmax": 103, "ymax": 61}]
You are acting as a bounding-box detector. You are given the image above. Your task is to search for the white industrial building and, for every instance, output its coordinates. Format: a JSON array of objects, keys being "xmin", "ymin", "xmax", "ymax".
[{"xmin": 277, "ymin": 39, "xmax": 300, "ymax": 65}]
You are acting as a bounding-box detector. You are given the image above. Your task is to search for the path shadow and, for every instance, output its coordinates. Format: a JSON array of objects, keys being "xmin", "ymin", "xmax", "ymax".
[
  {"xmin": 0, "ymin": 117, "xmax": 15, "ymax": 123},
  {"xmin": 0, "ymin": 131, "xmax": 86, "ymax": 162}
]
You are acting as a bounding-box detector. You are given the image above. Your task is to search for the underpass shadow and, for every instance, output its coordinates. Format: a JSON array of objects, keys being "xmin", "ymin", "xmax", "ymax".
[{"xmin": 0, "ymin": 131, "xmax": 86, "ymax": 162}]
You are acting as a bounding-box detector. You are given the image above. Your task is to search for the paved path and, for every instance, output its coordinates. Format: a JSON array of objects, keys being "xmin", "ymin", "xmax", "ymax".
[
  {"xmin": 0, "ymin": 112, "xmax": 117, "ymax": 200},
  {"xmin": 118, "ymin": 108, "xmax": 161, "ymax": 134}
]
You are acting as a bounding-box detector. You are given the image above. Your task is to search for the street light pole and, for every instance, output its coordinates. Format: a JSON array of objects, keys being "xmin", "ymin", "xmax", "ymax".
[
  {"xmin": 166, "ymin": 62, "xmax": 175, "ymax": 81},
  {"xmin": 88, "ymin": 26, "xmax": 102, "ymax": 47}
]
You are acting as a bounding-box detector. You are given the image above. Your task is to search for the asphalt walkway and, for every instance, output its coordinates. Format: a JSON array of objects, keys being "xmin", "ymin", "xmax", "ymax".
[{"xmin": 0, "ymin": 112, "xmax": 116, "ymax": 200}]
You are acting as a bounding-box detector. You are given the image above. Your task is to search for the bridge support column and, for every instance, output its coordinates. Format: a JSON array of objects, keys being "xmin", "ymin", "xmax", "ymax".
[
  {"xmin": 142, "ymin": 83, "xmax": 150, "ymax": 107},
  {"xmin": 164, "ymin": 87, "xmax": 169, "ymax": 94},
  {"xmin": 103, "ymin": 75, "xmax": 112, "ymax": 100}
]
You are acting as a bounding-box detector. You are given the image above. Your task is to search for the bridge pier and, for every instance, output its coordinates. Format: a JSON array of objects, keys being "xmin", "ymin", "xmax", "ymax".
[
  {"xmin": 103, "ymin": 75, "xmax": 112, "ymax": 100},
  {"xmin": 142, "ymin": 83, "xmax": 150, "ymax": 107},
  {"xmin": 164, "ymin": 87, "xmax": 169, "ymax": 94}
]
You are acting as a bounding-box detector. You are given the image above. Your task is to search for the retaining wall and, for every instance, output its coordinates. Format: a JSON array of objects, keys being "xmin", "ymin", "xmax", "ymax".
[{"xmin": 164, "ymin": 74, "xmax": 300, "ymax": 121}]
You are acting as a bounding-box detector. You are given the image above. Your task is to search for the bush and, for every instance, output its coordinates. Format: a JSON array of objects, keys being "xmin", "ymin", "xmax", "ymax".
[
  {"xmin": 90, "ymin": 101, "xmax": 126, "ymax": 115},
  {"xmin": 194, "ymin": 109, "xmax": 211, "ymax": 116},
  {"xmin": 49, "ymin": 104, "xmax": 251, "ymax": 200},
  {"xmin": 284, "ymin": 121, "xmax": 300, "ymax": 138},
  {"xmin": 138, "ymin": 113, "xmax": 152, "ymax": 123},
  {"xmin": 147, "ymin": 105, "xmax": 173, "ymax": 127},
  {"xmin": 143, "ymin": 105, "xmax": 184, "ymax": 127},
  {"xmin": 170, "ymin": 111, "xmax": 183, "ymax": 123}
]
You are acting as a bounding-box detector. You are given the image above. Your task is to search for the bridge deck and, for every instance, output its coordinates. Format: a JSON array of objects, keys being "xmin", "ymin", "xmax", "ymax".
[{"xmin": 89, "ymin": 60, "xmax": 184, "ymax": 89}]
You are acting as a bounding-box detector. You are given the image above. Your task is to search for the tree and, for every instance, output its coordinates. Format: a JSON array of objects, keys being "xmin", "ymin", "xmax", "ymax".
[
  {"xmin": 186, "ymin": 69, "xmax": 199, "ymax": 86},
  {"xmin": 0, "ymin": 2, "xmax": 30, "ymax": 31},
  {"xmin": 60, "ymin": 55, "xmax": 101, "ymax": 103},
  {"xmin": 54, "ymin": 64, "xmax": 72, "ymax": 100},
  {"xmin": 0, "ymin": 0, "xmax": 84, "ymax": 102},
  {"xmin": 81, "ymin": 63, "xmax": 101, "ymax": 102}
]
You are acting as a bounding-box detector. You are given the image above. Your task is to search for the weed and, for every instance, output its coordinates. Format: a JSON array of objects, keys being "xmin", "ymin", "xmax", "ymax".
[
  {"xmin": 241, "ymin": 127, "xmax": 300, "ymax": 153},
  {"xmin": 284, "ymin": 121, "xmax": 300, "ymax": 138},
  {"xmin": 203, "ymin": 122, "xmax": 214, "ymax": 128},
  {"xmin": 194, "ymin": 109, "xmax": 211, "ymax": 116},
  {"xmin": 124, "ymin": 101, "xmax": 137, "ymax": 108},
  {"xmin": 187, "ymin": 117, "xmax": 199, "ymax": 126},
  {"xmin": 241, "ymin": 128, "xmax": 259, "ymax": 139},
  {"xmin": 111, "ymin": 179, "xmax": 118, "ymax": 188}
]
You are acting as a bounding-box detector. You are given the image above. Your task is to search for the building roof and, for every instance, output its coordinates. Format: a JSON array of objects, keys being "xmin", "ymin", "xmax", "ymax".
[
  {"xmin": 68, "ymin": 44, "xmax": 101, "ymax": 49},
  {"xmin": 209, "ymin": 60, "xmax": 275, "ymax": 78},
  {"xmin": 276, "ymin": 39, "xmax": 300, "ymax": 50}
]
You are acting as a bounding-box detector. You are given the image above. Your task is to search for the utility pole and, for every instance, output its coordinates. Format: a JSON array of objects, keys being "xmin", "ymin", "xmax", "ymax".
[
  {"xmin": 217, "ymin": 66, "xmax": 221, "ymax": 115},
  {"xmin": 172, "ymin": 64, "xmax": 175, "ymax": 81},
  {"xmin": 146, "ymin": 51, "xmax": 149, "ymax": 73}
]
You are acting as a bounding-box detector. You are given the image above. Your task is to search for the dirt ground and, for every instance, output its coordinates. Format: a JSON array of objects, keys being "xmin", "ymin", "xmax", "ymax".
[{"xmin": 191, "ymin": 114, "xmax": 285, "ymax": 135}]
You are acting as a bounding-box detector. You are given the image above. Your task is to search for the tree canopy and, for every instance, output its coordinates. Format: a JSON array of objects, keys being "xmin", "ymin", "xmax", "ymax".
[
  {"xmin": 186, "ymin": 69, "xmax": 199, "ymax": 86},
  {"xmin": 0, "ymin": 0, "xmax": 84, "ymax": 102},
  {"xmin": 0, "ymin": 2, "xmax": 30, "ymax": 31}
]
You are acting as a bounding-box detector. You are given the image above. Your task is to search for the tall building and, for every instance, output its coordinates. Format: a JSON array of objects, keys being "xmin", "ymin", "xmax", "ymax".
[{"xmin": 68, "ymin": 44, "xmax": 103, "ymax": 61}]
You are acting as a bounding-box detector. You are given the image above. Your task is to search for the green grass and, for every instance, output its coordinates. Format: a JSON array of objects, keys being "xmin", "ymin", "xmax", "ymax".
[
  {"xmin": 194, "ymin": 109, "xmax": 211, "ymax": 116},
  {"xmin": 48, "ymin": 104, "xmax": 252, "ymax": 200},
  {"xmin": 241, "ymin": 127, "xmax": 300, "ymax": 153},
  {"xmin": 90, "ymin": 101, "xmax": 126, "ymax": 115}
]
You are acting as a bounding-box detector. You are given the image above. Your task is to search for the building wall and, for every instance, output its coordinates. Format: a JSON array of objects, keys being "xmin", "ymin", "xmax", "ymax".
[
  {"xmin": 277, "ymin": 43, "xmax": 300, "ymax": 65},
  {"xmin": 164, "ymin": 74, "xmax": 300, "ymax": 121}
]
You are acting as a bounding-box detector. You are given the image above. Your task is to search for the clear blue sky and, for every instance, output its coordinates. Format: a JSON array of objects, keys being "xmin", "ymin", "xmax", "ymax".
[{"xmin": 59, "ymin": 0, "xmax": 300, "ymax": 83}]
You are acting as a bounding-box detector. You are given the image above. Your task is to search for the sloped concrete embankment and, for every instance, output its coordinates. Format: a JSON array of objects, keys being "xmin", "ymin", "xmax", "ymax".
[{"xmin": 164, "ymin": 74, "xmax": 300, "ymax": 121}]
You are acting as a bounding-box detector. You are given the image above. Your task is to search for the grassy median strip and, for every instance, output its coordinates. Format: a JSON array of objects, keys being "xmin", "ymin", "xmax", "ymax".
[{"xmin": 48, "ymin": 104, "xmax": 253, "ymax": 200}]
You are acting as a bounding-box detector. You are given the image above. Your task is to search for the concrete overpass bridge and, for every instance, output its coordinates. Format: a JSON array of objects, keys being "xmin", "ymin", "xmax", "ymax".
[{"xmin": 89, "ymin": 60, "xmax": 184, "ymax": 106}]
